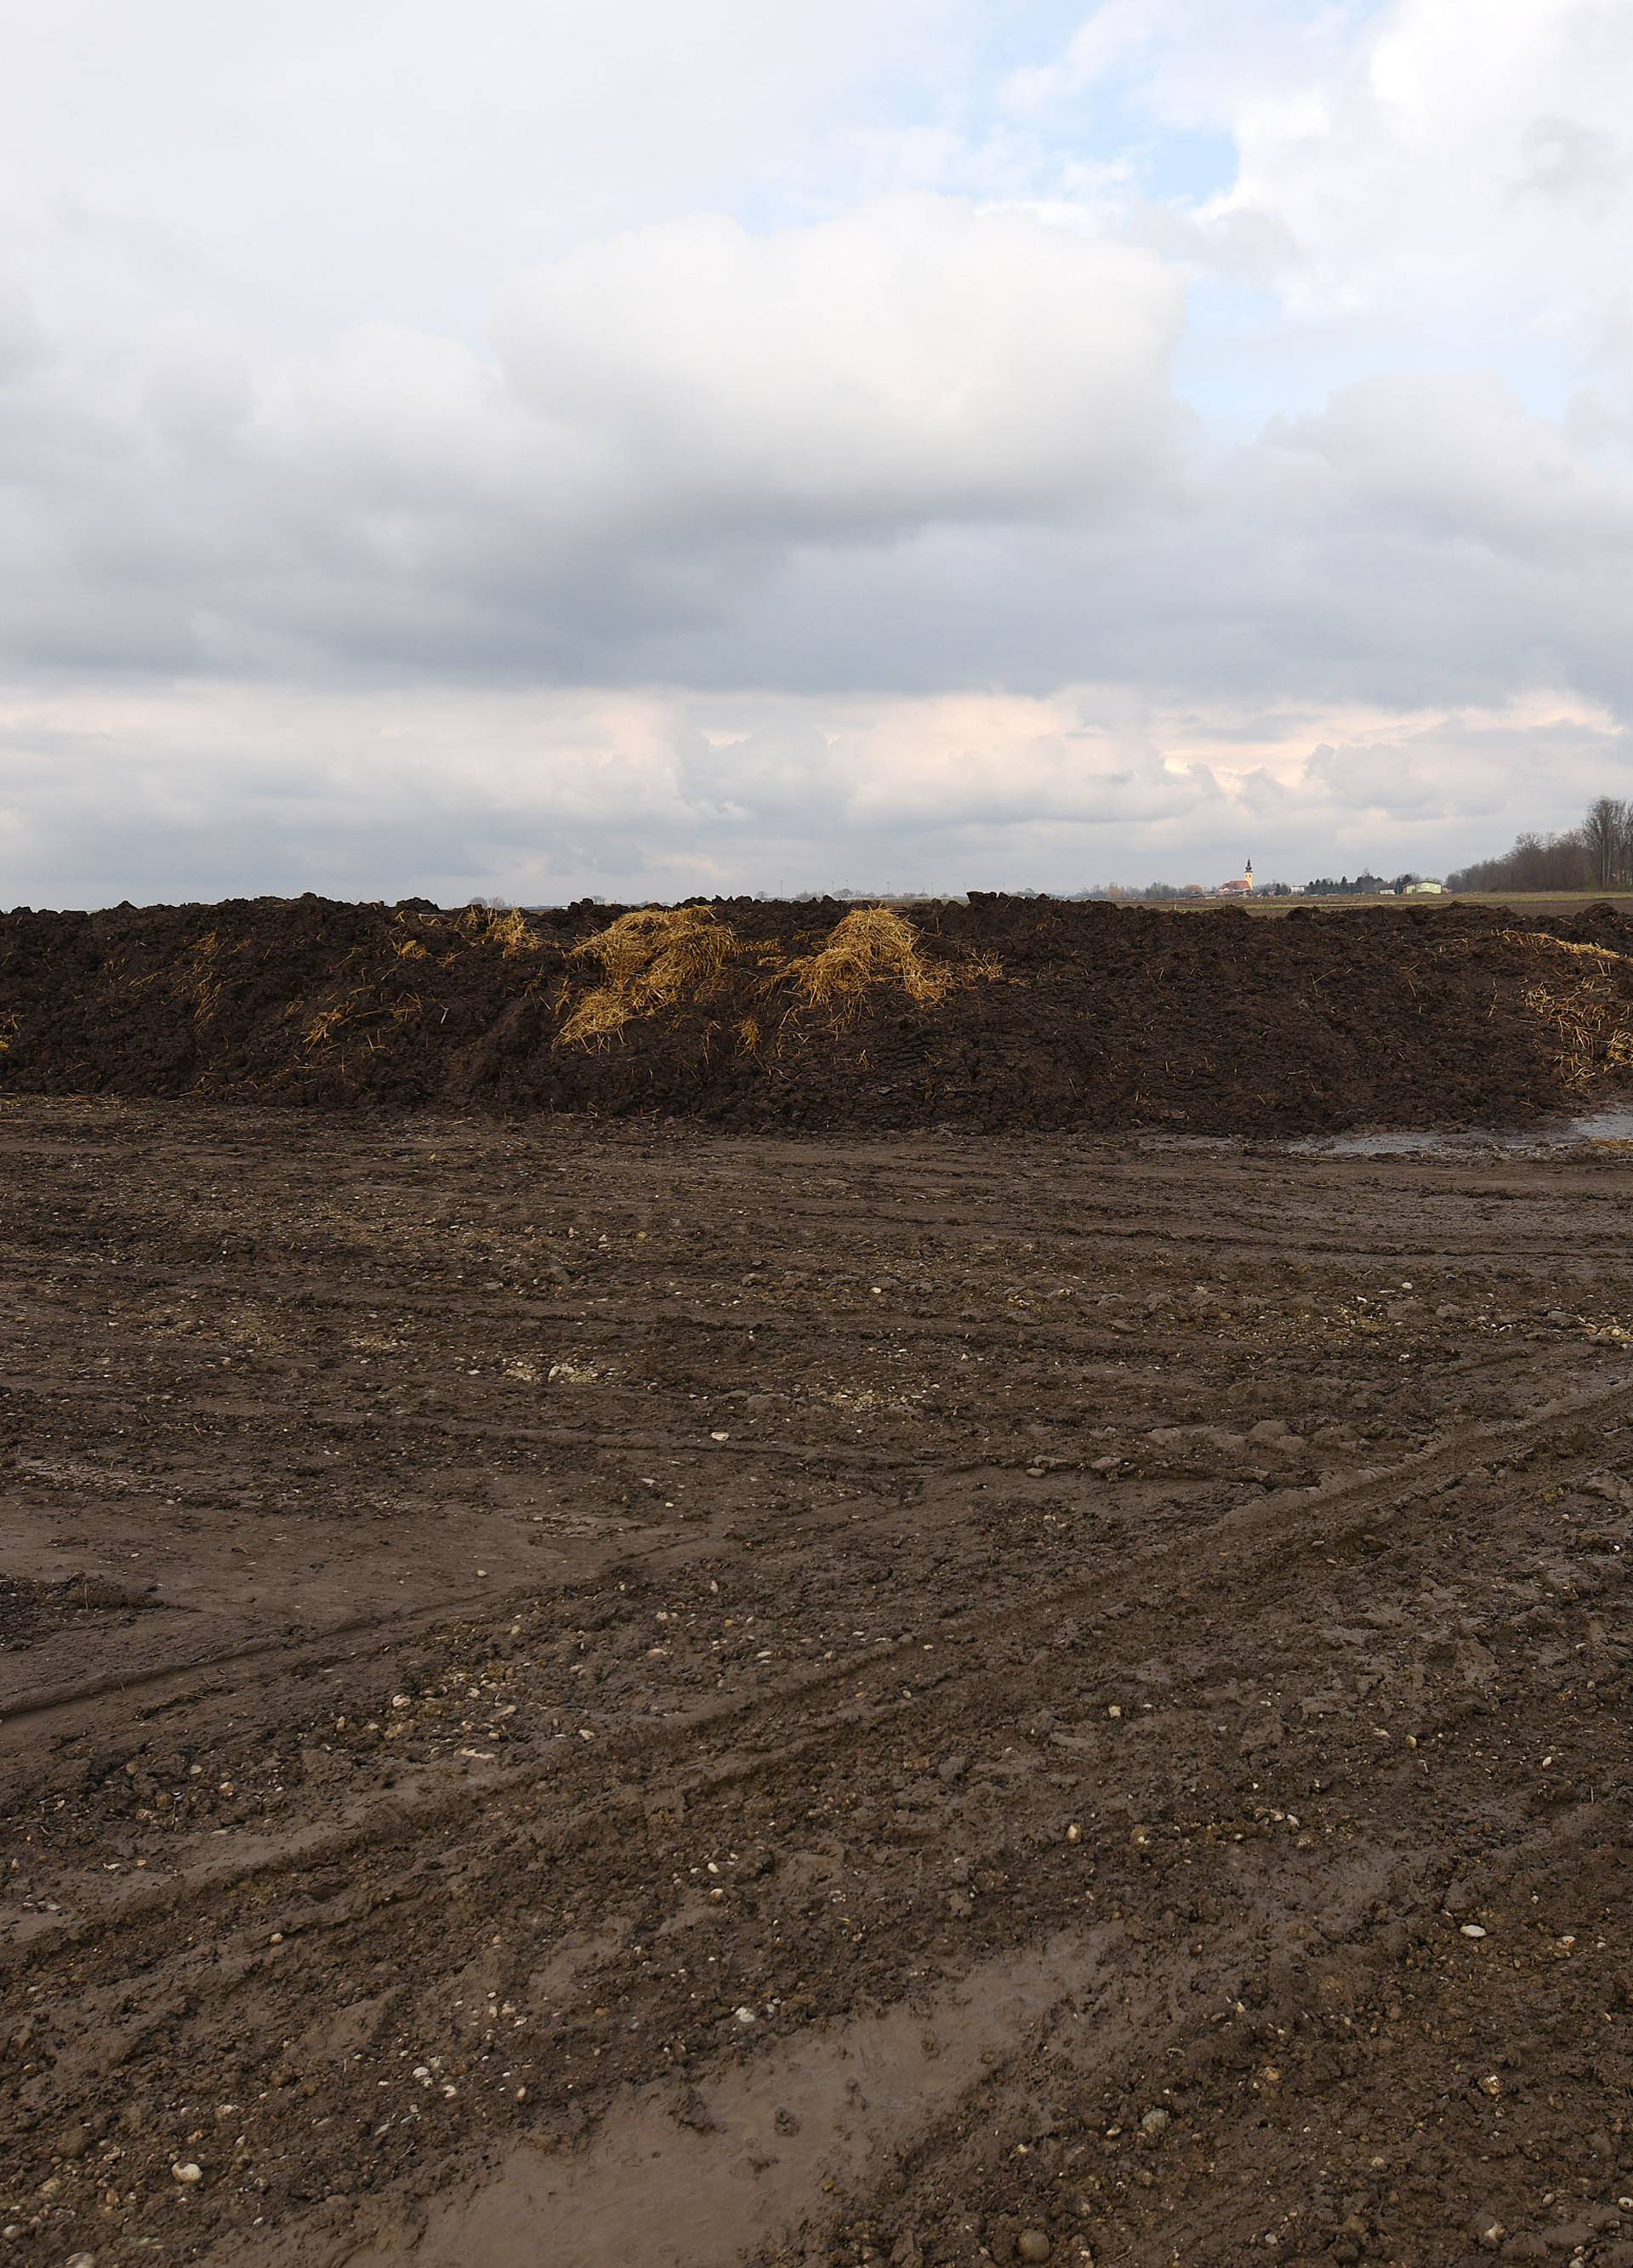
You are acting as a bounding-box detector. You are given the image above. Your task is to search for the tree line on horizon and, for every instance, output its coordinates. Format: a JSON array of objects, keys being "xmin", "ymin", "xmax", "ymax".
[
  {"xmin": 1078, "ymin": 875, "xmax": 1403, "ymax": 900},
  {"xmin": 493, "ymin": 806, "xmax": 1633, "ymax": 909},
  {"xmin": 1087, "ymin": 795, "xmax": 1633, "ymax": 902},
  {"xmin": 1446, "ymin": 797, "xmax": 1633, "ymax": 894}
]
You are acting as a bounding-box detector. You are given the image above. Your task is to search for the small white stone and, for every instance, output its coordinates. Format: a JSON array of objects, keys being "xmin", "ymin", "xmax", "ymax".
[
  {"xmin": 735, "ymin": 2005, "xmax": 757, "ymax": 2025},
  {"xmin": 1459, "ymin": 1924, "xmax": 1488, "ymax": 1939},
  {"xmin": 171, "ymin": 2162, "xmax": 203, "ymax": 2185}
]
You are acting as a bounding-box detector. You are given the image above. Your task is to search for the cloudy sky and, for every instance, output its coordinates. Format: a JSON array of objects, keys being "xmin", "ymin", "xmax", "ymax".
[{"xmin": 3, "ymin": 0, "xmax": 1633, "ymax": 904}]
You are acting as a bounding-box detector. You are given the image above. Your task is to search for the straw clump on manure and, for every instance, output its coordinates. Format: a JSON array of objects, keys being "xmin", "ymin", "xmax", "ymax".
[
  {"xmin": 1519, "ymin": 974, "xmax": 1633, "ymax": 1091},
  {"xmin": 453, "ymin": 903, "xmax": 543, "ymax": 956},
  {"xmin": 1441, "ymin": 926, "xmax": 1633, "ymax": 1092},
  {"xmin": 1494, "ymin": 929, "xmax": 1633, "ymax": 966},
  {"xmin": 558, "ymin": 906, "xmax": 744, "ymax": 1046},
  {"xmin": 779, "ymin": 905, "xmax": 982, "ymax": 1021}
]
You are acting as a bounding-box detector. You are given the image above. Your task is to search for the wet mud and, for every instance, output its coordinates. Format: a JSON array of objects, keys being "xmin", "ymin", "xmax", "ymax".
[{"xmin": 2, "ymin": 1098, "xmax": 1630, "ymax": 2265}]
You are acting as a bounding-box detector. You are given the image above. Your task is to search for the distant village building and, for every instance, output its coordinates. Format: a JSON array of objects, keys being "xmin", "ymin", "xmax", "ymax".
[
  {"xmin": 1217, "ymin": 858, "xmax": 1255, "ymax": 898},
  {"xmin": 1404, "ymin": 879, "xmax": 1445, "ymax": 895}
]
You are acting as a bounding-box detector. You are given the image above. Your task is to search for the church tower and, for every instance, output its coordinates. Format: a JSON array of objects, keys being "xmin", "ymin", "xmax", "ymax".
[{"xmin": 1245, "ymin": 858, "xmax": 1254, "ymax": 890}]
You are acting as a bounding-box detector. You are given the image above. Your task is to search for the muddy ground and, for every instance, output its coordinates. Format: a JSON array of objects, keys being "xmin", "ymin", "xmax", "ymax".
[{"xmin": 2, "ymin": 1097, "xmax": 1630, "ymax": 2268}]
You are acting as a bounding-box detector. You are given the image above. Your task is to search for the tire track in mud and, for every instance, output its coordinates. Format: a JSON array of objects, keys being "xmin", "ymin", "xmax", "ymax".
[
  {"xmin": 0, "ymin": 1415, "xmax": 1614, "ymax": 1860},
  {"xmin": 7, "ymin": 1103, "xmax": 1633, "ymax": 2268},
  {"xmin": 0, "ymin": 1587, "xmax": 507, "ymax": 1744},
  {"xmin": 9, "ymin": 1351, "xmax": 1626, "ymax": 1976},
  {"xmin": 6, "ymin": 1294, "xmax": 1585, "ymax": 1764},
  {"xmin": 9, "ymin": 1488, "xmax": 1626, "ymax": 2268},
  {"xmin": 321, "ymin": 1799, "xmax": 1618, "ymax": 2268},
  {"xmin": 765, "ymin": 1803, "xmax": 1619, "ymax": 2268},
  {"xmin": 204, "ymin": 1517, "xmax": 1625, "ymax": 2266}
]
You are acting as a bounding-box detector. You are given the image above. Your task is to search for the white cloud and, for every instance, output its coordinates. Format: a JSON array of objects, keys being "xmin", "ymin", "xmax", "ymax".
[
  {"xmin": 0, "ymin": 0, "xmax": 976, "ymax": 339},
  {"xmin": 3, "ymin": 0, "xmax": 1633, "ymax": 898},
  {"xmin": 490, "ymin": 200, "xmax": 1184, "ymax": 534},
  {"xmin": 6, "ymin": 679, "xmax": 1626, "ymax": 909},
  {"xmin": 1193, "ymin": 0, "xmax": 1633, "ymax": 348},
  {"xmin": 0, "ymin": 196, "xmax": 1191, "ymax": 684}
]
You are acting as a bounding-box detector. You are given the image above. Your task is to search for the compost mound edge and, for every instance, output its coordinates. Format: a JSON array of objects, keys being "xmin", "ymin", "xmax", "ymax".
[{"xmin": 4, "ymin": 891, "xmax": 1633, "ymax": 1137}]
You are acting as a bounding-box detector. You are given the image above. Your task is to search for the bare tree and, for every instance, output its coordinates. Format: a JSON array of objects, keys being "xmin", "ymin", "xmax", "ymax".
[
  {"xmin": 1447, "ymin": 826, "xmax": 1593, "ymax": 893},
  {"xmin": 1583, "ymin": 797, "xmax": 1629, "ymax": 890}
]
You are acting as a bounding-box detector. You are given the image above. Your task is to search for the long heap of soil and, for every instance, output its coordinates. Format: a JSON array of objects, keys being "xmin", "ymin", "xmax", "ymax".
[{"xmin": 3, "ymin": 891, "xmax": 1633, "ymax": 1136}]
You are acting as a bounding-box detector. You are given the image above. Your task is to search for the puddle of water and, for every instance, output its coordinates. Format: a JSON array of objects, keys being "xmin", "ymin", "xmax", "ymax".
[
  {"xmin": 1292, "ymin": 1107, "xmax": 1633, "ymax": 1159},
  {"xmin": 338, "ymin": 1933, "xmax": 1107, "ymax": 2268}
]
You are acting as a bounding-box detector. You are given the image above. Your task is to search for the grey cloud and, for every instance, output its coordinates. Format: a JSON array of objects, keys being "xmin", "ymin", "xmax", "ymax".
[
  {"xmin": 3, "ymin": 687, "xmax": 1630, "ymax": 911},
  {"xmin": 0, "ymin": 287, "xmax": 48, "ymax": 387},
  {"xmin": 1302, "ymin": 741, "xmax": 1451, "ymax": 816},
  {"xmin": 677, "ymin": 721, "xmax": 836, "ymax": 821},
  {"xmin": 8, "ymin": 162, "xmax": 1633, "ymax": 736},
  {"xmin": 0, "ymin": 197, "xmax": 1192, "ymax": 689},
  {"xmin": 9, "ymin": 265, "xmax": 1633, "ymax": 724},
  {"xmin": 6, "ymin": 0, "xmax": 1633, "ymax": 905},
  {"xmin": 1516, "ymin": 116, "xmax": 1625, "ymax": 211}
]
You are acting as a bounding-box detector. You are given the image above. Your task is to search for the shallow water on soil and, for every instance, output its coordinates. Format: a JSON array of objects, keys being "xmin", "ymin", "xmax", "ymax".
[{"xmin": 1290, "ymin": 1105, "xmax": 1633, "ymax": 1157}]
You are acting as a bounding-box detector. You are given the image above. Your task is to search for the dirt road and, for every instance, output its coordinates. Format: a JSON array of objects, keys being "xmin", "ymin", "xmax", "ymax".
[{"xmin": 3, "ymin": 1100, "xmax": 1630, "ymax": 2266}]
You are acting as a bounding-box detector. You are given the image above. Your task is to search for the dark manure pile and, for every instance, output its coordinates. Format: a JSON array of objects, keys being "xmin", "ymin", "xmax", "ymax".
[{"xmin": 4, "ymin": 891, "xmax": 1633, "ymax": 1137}]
